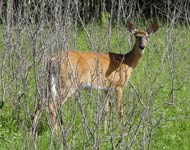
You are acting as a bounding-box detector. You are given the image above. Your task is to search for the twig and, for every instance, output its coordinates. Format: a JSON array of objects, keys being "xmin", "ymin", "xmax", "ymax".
[{"xmin": 128, "ymin": 81, "xmax": 145, "ymax": 108}]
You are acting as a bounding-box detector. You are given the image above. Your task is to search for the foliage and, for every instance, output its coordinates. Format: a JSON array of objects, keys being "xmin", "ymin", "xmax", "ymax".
[{"xmin": 1, "ymin": 0, "xmax": 190, "ymax": 25}]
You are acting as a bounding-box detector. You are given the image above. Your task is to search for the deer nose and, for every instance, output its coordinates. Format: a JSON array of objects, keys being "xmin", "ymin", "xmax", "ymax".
[{"xmin": 139, "ymin": 45, "xmax": 145, "ymax": 50}]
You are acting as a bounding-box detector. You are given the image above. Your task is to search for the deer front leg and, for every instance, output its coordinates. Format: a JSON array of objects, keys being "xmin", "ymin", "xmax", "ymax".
[{"xmin": 115, "ymin": 87, "xmax": 123, "ymax": 122}]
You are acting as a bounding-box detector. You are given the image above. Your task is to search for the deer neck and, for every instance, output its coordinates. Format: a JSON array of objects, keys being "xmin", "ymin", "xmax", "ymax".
[{"xmin": 125, "ymin": 43, "xmax": 143, "ymax": 69}]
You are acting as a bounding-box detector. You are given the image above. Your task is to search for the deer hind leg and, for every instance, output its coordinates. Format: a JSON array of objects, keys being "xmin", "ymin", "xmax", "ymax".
[
  {"xmin": 48, "ymin": 87, "xmax": 77, "ymax": 130},
  {"xmin": 48, "ymin": 101, "xmax": 60, "ymax": 131},
  {"xmin": 30, "ymin": 99, "xmax": 44, "ymax": 137},
  {"xmin": 47, "ymin": 73, "xmax": 59, "ymax": 131},
  {"xmin": 49, "ymin": 78, "xmax": 78, "ymax": 130}
]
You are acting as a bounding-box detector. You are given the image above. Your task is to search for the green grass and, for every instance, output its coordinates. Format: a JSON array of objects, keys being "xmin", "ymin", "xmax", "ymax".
[{"xmin": 0, "ymin": 22, "xmax": 190, "ymax": 149}]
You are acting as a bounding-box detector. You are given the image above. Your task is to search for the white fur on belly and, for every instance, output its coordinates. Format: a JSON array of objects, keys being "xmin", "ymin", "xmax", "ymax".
[{"xmin": 81, "ymin": 82, "xmax": 107, "ymax": 90}]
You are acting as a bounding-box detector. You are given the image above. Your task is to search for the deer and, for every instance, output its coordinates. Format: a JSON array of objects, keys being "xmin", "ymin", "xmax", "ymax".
[{"xmin": 30, "ymin": 22, "xmax": 159, "ymax": 136}]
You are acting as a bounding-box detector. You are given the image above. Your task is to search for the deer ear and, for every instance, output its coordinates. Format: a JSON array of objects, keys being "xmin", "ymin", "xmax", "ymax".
[
  {"xmin": 127, "ymin": 21, "xmax": 137, "ymax": 34},
  {"xmin": 146, "ymin": 23, "xmax": 159, "ymax": 35}
]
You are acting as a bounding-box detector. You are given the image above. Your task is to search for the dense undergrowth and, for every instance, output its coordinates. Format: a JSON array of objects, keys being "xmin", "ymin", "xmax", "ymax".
[{"xmin": 0, "ymin": 22, "xmax": 190, "ymax": 149}]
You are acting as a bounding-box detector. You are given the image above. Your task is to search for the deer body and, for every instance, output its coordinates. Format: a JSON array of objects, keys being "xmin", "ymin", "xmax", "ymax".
[
  {"xmin": 51, "ymin": 50, "xmax": 138, "ymax": 94},
  {"xmin": 31, "ymin": 22, "xmax": 159, "ymax": 136}
]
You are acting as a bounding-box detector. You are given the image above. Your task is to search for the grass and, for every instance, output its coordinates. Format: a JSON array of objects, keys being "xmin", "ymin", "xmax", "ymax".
[{"xmin": 0, "ymin": 22, "xmax": 190, "ymax": 149}]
